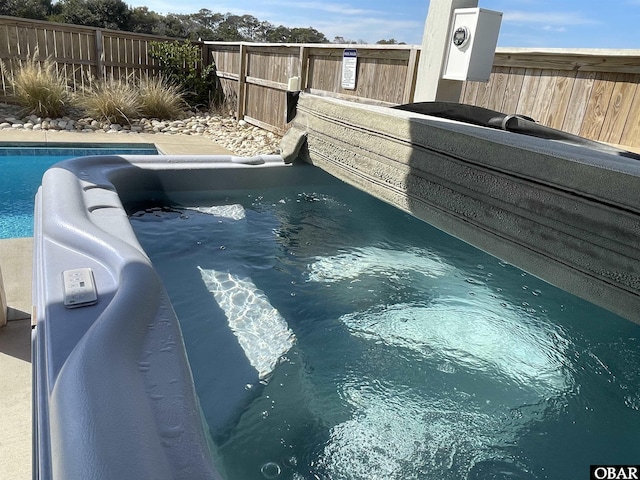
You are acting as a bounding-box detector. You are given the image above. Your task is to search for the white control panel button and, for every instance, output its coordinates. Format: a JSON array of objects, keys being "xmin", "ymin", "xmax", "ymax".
[{"xmin": 63, "ymin": 268, "xmax": 98, "ymax": 308}]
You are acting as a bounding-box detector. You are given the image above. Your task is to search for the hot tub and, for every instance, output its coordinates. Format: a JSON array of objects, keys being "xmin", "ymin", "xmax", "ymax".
[
  {"xmin": 32, "ymin": 154, "xmax": 301, "ymax": 480},
  {"xmin": 32, "ymin": 98, "xmax": 640, "ymax": 479}
]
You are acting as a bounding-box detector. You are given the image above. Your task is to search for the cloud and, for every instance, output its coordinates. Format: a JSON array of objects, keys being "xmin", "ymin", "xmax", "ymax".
[
  {"xmin": 312, "ymin": 16, "xmax": 424, "ymax": 43},
  {"xmin": 262, "ymin": 0, "xmax": 382, "ymax": 16},
  {"xmin": 503, "ymin": 10, "xmax": 599, "ymax": 26},
  {"xmin": 541, "ymin": 25, "xmax": 567, "ymax": 32}
]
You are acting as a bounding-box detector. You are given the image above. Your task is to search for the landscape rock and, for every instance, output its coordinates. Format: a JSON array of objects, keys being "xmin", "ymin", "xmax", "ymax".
[{"xmin": 0, "ymin": 103, "xmax": 282, "ymax": 156}]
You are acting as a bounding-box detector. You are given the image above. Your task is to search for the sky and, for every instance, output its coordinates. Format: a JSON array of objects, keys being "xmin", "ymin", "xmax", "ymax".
[{"xmin": 124, "ymin": 0, "xmax": 640, "ymax": 49}]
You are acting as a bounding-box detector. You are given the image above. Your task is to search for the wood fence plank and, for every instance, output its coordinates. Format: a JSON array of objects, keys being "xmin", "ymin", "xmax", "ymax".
[
  {"xmin": 529, "ymin": 69, "xmax": 557, "ymax": 124},
  {"xmin": 474, "ymin": 72, "xmax": 493, "ymax": 108},
  {"xmin": 0, "ymin": 25, "xmax": 10, "ymax": 59},
  {"xmin": 515, "ymin": 68, "xmax": 542, "ymax": 117},
  {"xmin": 35, "ymin": 28, "xmax": 47, "ymax": 58},
  {"xmin": 486, "ymin": 66, "xmax": 509, "ymax": 111},
  {"xmin": 45, "ymin": 28, "xmax": 57, "ymax": 63},
  {"xmin": 579, "ymin": 72, "xmax": 616, "ymax": 140},
  {"xmin": 600, "ymin": 73, "xmax": 640, "ymax": 145},
  {"xmin": 544, "ymin": 70, "xmax": 577, "ymax": 130},
  {"xmin": 17, "ymin": 26, "xmax": 30, "ymax": 58},
  {"xmin": 499, "ymin": 67, "xmax": 525, "ymax": 114},
  {"xmin": 460, "ymin": 80, "xmax": 479, "ymax": 105},
  {"xmin": 619, "ymin": 82, "xmax": 640, "ymax": 147},
  {"xmin": 7, "ymin": 25, "xmax": 18, "ymax": 58},
  {"xmin": 561, "ymin": 70, "xmax": 596, "ymax": 134}
]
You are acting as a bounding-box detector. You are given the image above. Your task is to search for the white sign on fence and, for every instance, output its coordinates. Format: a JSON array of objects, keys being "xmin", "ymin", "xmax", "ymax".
[{"xmin": 341, "ymin": 49, "xmax": 358, "ymax": 90}]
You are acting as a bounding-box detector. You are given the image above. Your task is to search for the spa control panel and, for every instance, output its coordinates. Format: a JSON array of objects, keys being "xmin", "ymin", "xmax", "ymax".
[{"xmin": 63, "ymin": 268, "xmax": 98, "ymax": 308}]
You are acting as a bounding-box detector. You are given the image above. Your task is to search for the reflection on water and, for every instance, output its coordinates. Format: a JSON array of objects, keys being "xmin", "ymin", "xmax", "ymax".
[
  {"xmin": 198, "ymin": 267, "xmax": 295, "ymax": 379},
  {"xmin": 130, "ymin": 181, "xmax": 640, "ymax": 480},
  {"xmin": 339, "ymin": 299, "xmax": 570, "ymax": 394}
]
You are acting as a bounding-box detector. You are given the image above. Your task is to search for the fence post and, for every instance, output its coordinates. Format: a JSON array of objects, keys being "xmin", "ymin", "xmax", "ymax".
[
  {"xmin": 237, "ymin": 43, "xmax": 247, "ymax": 120},
  {"xmin": 298, "ymin": 45, "xmax": 309, "ymax": 90},
  {"xmin": 95, "ymin": 28, "xmax": 104, "ymax": 79},
  {"xmin": 403, "ymin": 48, "xmax": 420, "ymax": 103}
]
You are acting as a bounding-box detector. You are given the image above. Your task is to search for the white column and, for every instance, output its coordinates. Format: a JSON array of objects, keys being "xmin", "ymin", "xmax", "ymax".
[{"xmin": 413, "ymin": 0, "xmax": 478, "ymax": 102}]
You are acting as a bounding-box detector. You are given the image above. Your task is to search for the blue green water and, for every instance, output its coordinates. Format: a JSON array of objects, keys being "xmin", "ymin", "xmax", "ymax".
[
  {"xmin": 0, "ymin": 145, "xmax": 157, "ymax": 238},
  {"xmin": 130, "ymin": 178, "xmax": 640, "ymax": 480}
]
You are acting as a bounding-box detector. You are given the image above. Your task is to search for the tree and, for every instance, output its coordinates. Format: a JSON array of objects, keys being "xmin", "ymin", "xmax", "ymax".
[
  {"xmin": 265, "ymin": 25, "xmax": 292, "ymax": 43},
  {"xmin": 129, "ymin": 6, "xmax": 164, "ymax": 35},
  {"xmin": 0, "ymin": 0, "xmax": 53, "ymax": 20},
  {"xmin": 288, "ymin": 27, "xmax": 327, "ymax": 43},
  {"xmin": 213, "ymin": 14, "xmax": 245, "ymax": 41},
  {"xmin": 3, "ymin": 1, "xmax": 338, "ymax": 44},
  {"xmin": 238, "ymin": 15, "xmax": 261, "ymax": 41},
  {"xmin": 56, "ymin": 0, "xmax": 130, "ymax": 30},
  {"xmin": 158, "ymin": 14, "xmax": 190, "ymax": 39},
  {"xmin": 333, "ymin": 36, "xmax": 357, "ymax": 44},
  {"xmin": 376, "ymin": 38, "xmax": 406, "ymax": 45}
]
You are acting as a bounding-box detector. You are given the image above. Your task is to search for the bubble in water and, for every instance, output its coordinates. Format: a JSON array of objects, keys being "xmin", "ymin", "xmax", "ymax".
[
  {"xmin": 260, "ymin": 462, "xmax": 281, "ymax": 479},
  {"xmin": 284, "ymin": 456, "xmax": 298, "ymax": 468}
]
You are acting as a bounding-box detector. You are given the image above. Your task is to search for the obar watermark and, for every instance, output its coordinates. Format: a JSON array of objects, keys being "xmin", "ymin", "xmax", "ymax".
[{"xmin": 591, "ymin": 466, "xmax": 640, "ymax": 480}]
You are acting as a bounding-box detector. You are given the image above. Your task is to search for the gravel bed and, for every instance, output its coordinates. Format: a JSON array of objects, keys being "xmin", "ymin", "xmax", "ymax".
[{"xmin": 0, "ymin": 103, "xmax": 282, "ymax": 157}]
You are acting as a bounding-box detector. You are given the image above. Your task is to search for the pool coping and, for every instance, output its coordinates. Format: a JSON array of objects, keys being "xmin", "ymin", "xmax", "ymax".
[{"xmin": 0, "ymin": 129, "xmax": 236, "ymax": 155}]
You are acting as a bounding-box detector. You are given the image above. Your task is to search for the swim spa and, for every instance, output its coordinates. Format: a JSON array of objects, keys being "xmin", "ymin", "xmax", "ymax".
[{"xmin": 33, "ymin": 99, "xmax": 640, "ymax": 479}]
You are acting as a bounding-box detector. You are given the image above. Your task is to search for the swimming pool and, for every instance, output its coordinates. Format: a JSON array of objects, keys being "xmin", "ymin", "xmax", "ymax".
[
  {"xmin": 129, "ymin": 174, "xmax": 640, "ymax": 480},
  {"xmin": 0, "ymin": 143, "xmax": 157, "ymax": 238}
]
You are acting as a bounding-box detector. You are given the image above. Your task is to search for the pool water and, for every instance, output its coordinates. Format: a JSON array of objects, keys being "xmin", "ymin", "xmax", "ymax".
[
  {"xmin": 0, "ymin": 144, "xmax": 157, "ymax": 238},
  {"xmin": 130, "ymin": 178, "xmax": 640, "ymax": 480}
]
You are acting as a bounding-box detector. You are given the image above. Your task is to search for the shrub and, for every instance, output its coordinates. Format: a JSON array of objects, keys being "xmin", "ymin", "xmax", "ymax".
[
  {"xmin": 2, "ymin": 54, "xmax": 72, "ymax": 118},
  {"xmin": 80, "ymin": 76, "xmax": 141, "ymax": 124},
  {"xmin": 138, "ymin": 76, "xmax": 186, "ymax": 119},
  {"xmin": 148, "ymin": 40, "xmax": 224, "ymax": 109}
]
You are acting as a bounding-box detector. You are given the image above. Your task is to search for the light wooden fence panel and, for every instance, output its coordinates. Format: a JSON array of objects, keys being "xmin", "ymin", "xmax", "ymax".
[
  {"xmin": 0, "ymin": 15, "xmax": 178, "ymax": 100},
  {"xmin": 462, "ymin": 49, "xmax": 640, "ymax": 147},
  {"xmin": 306, "ymin": 47, "xmax": 415, "ymax": 105}
]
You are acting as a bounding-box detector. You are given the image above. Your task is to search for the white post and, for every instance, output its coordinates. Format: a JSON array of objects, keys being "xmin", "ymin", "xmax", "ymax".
[{"xmin": 414, "ymin": 0, "xmax": 478, "ymax": 102}]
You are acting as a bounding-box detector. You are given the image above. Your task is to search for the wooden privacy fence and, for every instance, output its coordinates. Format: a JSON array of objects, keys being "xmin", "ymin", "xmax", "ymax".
[
  {"xmin": 0, "ymin": 15, "xmax": 181, "ymax": 98},
  {"xmin": 207, "ymin": 42, "xmax": 640, "ymax": 148},
  {"xmin": 1, "ymin": 16, "xmax": 640, "ymax": 149},
  {"xmin": 205, "ymin": 42, "xmax": 421, "ymax": 134},
  {"xmin": 462, "ymin": 49, "xmax": 640, "ymax": 148}
]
